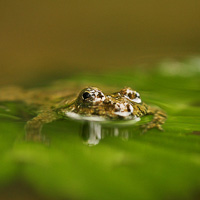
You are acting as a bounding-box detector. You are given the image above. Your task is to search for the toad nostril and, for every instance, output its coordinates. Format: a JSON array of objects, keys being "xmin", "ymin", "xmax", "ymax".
[{"xmin": 136, "ymin": 95, "xmax": 140, "ymax": 98}]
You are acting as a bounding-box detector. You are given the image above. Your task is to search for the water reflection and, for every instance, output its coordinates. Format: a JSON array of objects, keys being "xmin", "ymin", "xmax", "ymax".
[
  {"xmin": 81, "ymin": 121, "xmax": 139, "ymax": 146},
  {"xmin": 24, "ymin": 116, "xmax": 141, "ymax": 145}
]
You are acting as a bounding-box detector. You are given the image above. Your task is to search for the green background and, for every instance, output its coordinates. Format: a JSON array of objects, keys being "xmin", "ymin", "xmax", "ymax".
[{"xmin": 0, "ymin": 58, "xmax": 200, "ymax": 200}]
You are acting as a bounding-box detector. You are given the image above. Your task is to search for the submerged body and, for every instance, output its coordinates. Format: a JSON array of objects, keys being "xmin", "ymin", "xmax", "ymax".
[{"xmin": 0, "ymin": 86, "xmax": 166, "ymax": 141}]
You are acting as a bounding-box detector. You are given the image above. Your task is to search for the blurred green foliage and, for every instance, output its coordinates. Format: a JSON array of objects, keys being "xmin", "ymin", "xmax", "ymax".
[{"xmin": 0, "ymin": 58, "xmax": 200, "ymax": 200}]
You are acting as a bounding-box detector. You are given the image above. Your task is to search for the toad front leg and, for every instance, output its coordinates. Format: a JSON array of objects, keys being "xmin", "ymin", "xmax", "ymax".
[
  {"xmin": 142, "ymin": 105, "xmax": 167, "ymax": 132},
  {"xmin": 25, "ymin": 110, "xmax": 59, "ymax": 142}
]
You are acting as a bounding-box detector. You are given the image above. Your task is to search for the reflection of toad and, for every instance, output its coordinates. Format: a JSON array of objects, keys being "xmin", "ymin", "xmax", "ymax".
[{"xmin": 81, "ymin": 121, "xmax": 138, "ymax": 146}]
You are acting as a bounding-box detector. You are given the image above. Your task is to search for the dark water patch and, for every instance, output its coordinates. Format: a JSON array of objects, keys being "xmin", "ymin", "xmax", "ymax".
[
  {"xmin": 191, "ymin": 131, "xmax": 200, "ymax": 136},
  {"xmin": 190, "ymin": 101, "xmax": 200, "ymax": 107},
  {"xmin": 0, "ymin": 180, "xmax": 68, "ymax": 200}
]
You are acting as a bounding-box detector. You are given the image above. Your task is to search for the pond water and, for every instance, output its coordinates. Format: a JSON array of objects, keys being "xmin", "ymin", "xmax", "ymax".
[{"xmin": 0, "ymin": 58, "xmax": 200, "ymax": 200}]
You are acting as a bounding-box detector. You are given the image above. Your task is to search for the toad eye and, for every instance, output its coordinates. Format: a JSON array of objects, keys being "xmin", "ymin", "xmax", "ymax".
[
  {"xmin": 82, "ymin": 92, "xmax": 91, "ymax": 100},
  {"xmin": 120, "ymin": 88, "xmax": 142, "ymax": 103}
]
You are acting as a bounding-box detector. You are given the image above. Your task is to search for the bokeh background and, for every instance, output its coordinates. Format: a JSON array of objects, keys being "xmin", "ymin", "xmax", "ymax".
[
  {"xmin": 0, "ymin": 1, "xmax": 200, "ymax": 200},
  {"xmin": 0, "ymin": 0, "xmax": 200, "ymax": 86}
]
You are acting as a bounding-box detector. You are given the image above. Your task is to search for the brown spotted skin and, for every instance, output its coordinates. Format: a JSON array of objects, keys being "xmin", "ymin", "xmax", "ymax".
[
  {"xmin": 142, "ymin": 106, "xmax": 167, "ymax": 132},
  {"xmin": 0, "ymin": 86, "xmax": 166, "ymax": 140},
  {"xmin": 60, "ymin": 87, "xmax": 166, "ymax": 130}
]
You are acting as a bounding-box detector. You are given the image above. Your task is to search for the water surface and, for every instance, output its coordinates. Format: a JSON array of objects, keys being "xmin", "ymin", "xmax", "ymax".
[{"xmin": 0, "ymin": 58, "xmax": 200, "ymax": 200}]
